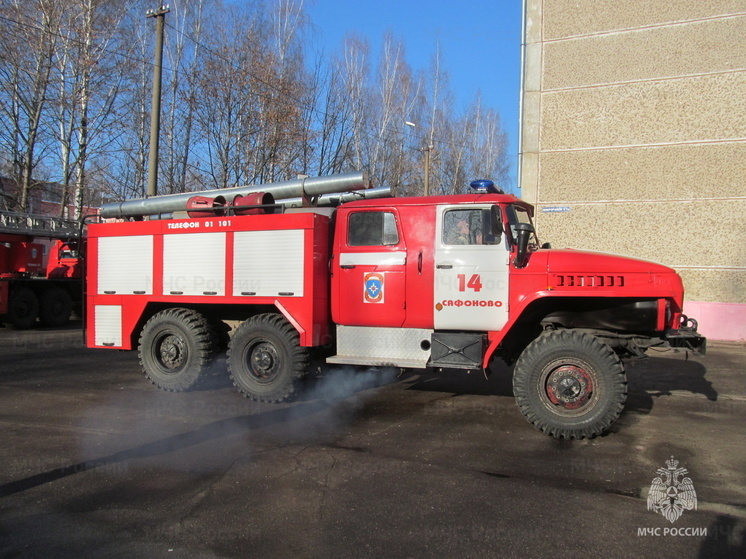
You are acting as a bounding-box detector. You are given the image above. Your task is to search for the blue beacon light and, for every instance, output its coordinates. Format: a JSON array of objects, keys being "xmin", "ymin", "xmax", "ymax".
[{"xmin": 469, "ymin": 179, "xmax": 503, "ymax": 194}]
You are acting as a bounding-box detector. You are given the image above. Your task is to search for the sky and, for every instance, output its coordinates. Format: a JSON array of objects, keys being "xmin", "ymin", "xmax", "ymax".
[{"xmin": 304, "ymin": 0, "xmax": 524, "ymax": 192}]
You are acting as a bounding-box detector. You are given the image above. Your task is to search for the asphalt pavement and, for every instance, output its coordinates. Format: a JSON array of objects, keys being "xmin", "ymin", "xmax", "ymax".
[{"xmin": 0, "ymin": 324, "xmax": 744, "ymax": 558}]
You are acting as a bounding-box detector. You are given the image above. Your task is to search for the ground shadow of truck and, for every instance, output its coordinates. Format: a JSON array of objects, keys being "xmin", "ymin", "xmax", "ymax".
[{"xmin": 398, "ymin": 350, "xmax": 715, "ymax": 435}]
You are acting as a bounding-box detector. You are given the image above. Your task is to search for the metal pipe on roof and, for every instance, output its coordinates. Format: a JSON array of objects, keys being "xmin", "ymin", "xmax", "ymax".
[
  {"xmin": 100, "ymin": 171, "xmax": 370, "ymax": 219},
  {"xmin": 280, "ymin": 186, "xmax": 392, "ymax": 208}
]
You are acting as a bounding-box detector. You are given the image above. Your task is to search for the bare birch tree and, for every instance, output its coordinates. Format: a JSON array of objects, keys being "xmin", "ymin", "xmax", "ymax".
[
  {"xmin": 160, "ymin": 0, "xmax": 208, "ymax": 194},
  {"xmin": 462, "ymin": 93, "xmax": 509, "ymax": 188},
  {"xmin": 370, "ymin": 33, "xmax": 420, "ymax": 190},
  {"xmin": 314, "ymin": 55, "xmax": 355, "ymax": 176},
  {"xmin": 0, "ymin": 0, "xmax": 509, "ymax": 211},
  {"xmin": 0, "ymin": 0, "xmax": 62, "ymax": 211}
]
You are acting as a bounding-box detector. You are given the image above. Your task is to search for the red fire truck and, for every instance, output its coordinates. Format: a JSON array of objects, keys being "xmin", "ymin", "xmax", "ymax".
[
  {"xmin": 1, "ymin": 210, "xmax": 82, "ymax": 328},
  {"xmin": 85, "ymin": 172, "xmax": 705, "ymax": 439}
]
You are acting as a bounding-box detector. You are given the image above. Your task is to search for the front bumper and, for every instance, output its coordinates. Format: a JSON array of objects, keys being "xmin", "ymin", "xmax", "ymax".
[{"xmin": 664, "ymin": 315, "xmax": 707, "ymax": 355}]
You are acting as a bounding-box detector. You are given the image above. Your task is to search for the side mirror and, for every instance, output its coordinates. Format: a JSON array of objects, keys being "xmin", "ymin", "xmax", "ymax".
[{"xmin": 514, "ymin": 222, "xmax": 535, "ymax": 268}]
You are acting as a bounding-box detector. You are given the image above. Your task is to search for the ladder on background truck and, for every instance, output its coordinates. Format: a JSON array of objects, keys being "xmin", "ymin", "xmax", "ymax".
[{"xmin": 0, "ymin": 209, "xmax": 79, "ymax": 238}]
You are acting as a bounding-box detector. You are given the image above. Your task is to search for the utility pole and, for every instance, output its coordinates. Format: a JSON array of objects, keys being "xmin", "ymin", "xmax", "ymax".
[
  {"xmin": 423, "ymin": 145, "xmax": 433, "ymax": 196},
  {"xmin": 146, "ymin": 5, "xmax": 170, "ymax": 198},
  {"xmin": 403, "ymin": 121, "xmax": 433, "ymax": 196},
  {"xmin": 399, "ymin": 121, "xmax": 417, "ymax": 197}
]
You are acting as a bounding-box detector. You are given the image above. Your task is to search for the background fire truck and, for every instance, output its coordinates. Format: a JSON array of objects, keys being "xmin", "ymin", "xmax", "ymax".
[
  {"xmin": 0, "ymin": 210, "xmax": 82, "ymax": 329},
  {"xmin": 85, "ymin": 171, "xmax": 705, "ymax": 439}
]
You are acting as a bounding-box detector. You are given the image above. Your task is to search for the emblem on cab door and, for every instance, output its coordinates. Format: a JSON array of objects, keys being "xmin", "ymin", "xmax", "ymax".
[{"xmin": 364, "ymin": 272, "xmax": 384, "ymax": 303}]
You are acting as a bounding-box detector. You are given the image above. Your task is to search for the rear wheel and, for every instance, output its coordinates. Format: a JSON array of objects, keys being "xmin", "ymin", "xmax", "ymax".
[
  {"xmin": 228, "ymin": 313, "xmax": 308, "ymax": 403},
  {"xmin": 8, "ymin": 287, "xmax": 39, "ymax": 329},
  {"xmin": 138, "ymin": 308, "xmax": 217, "ymax": 392},
  {"xmin": 39, "ymin": 287, "xmax": 73, "ymax": 327},
  {"xmin": 512, "ymin": 330, "xmax": 627, "ymax": 439}
]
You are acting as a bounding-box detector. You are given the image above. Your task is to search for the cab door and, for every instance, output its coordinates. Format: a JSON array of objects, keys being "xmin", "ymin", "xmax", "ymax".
[
  {"xmin": 332, "ymin": 209, "xmax": 407, "ymax": 327},
  {"xmin": 433, "ymin": 205, "xmax": 509, "ymax": 331}
]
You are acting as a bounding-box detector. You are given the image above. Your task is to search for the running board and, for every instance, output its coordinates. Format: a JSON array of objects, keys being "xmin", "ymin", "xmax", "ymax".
[
  {"xmin": 327, "ymin": 325, "xmax": 432, "ymax": 369},
  {"xmin": 326, "ymin": 355, "xmax": 428, "ymax": 369}
]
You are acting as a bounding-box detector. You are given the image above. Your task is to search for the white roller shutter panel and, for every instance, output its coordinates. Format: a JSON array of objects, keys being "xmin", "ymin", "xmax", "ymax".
[
  {"xmin": 98, "ymin": 235, "xmax": 153, "ymax": 295},
  {"xmin": 233, "ymin": 229, "xmax": 304, "ymax": 297},
  {"xmin": 94, "ymin": 305, "xmax": 122, "ymax": 347},
  {"xmin": 163, "ymin": 232, "xmax": 226, "ymax": 296}
]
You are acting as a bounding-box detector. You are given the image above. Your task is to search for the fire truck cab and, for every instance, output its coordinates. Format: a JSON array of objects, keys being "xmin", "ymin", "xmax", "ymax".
[
  {"xmin": 1, "ymin": 210, "xmax": 81, "ymax": 328},
  {"xmin": 329, "ymin": 194, "xmax": 514, "ymax": 370}
]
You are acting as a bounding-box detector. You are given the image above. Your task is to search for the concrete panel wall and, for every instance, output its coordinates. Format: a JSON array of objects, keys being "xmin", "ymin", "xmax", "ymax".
[
  {"xmin": 678, "ymin": 270, "xmax": 746, "ymax": 305},
  {"xmin": 535, "ymin": 200, "xmax": 746, "ymax": 269},
  {"xmin": 543, "ymin": 0, "xmax": 746, "ymax": 40},
  {"xmin": 541, "ymin": 73, "xmax": 746, "ymax": 150},
  {"xmin": 544, "ymin": 16, "xmax": 746, "ymax": 90},
  {"xmin": 520, "ymin": 0, "xmax": 746, "ymax": 338},
  {"xmin": 538, "ymin": 143, "xmax": 746, "ymax": 202}
]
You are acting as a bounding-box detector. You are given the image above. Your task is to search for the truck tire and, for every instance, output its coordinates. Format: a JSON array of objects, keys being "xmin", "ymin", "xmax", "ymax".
[
  {"xmin": 8, "ymin": 287, "xmax": 39, "ymax": 329},
  {"xmin": 39, "ymin": 287, "xmax": 73, "ymax": 327},
  {"xmin": 138, "ymin": 308, "xmax": 217, "ymax": 392},
  {"xmin": 228, "ymin": 313, "xmax": 309, "ymax": 403},
  {"xmin": 512, "ymin": 330, "xmax": 627, "ymax": 439}
]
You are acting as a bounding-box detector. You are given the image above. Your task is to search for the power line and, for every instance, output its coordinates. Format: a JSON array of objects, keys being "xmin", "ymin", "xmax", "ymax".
[{"xmin": 0, "ymin": 14, "xmax": 154, "ymax": 74}]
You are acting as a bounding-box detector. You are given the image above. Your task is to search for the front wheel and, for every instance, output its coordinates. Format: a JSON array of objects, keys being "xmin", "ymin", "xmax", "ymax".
[
  {"xmin": 512, "ymin": 330, "xmax": 627, "ymax": 439},
  {"xmin": 138, "ymin": 308, "xmax": 217, "ymax": 392},
  {"xmin": 7, "ymin": 287, "xmax": 39, "ymax": 329},
  {"xmin": 39, "ymin": 287, "xmax": 73, "ymax": 327},
  {"xmin": 228, "ymin": 313, "xmax": 309, "ymax": 403}
]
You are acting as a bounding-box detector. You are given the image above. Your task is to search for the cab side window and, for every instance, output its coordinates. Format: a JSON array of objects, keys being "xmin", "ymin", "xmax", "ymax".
[
  {"xmin": 348, "ymin": 211, "xmax": 399, "ymax": 246},
  {"xmin": 443, "ymin": 210, "xmax": 476, "ymax": 245},
  {"xmin": 443, "ymin": 207, "xmax": 502, "ymax": 246}
]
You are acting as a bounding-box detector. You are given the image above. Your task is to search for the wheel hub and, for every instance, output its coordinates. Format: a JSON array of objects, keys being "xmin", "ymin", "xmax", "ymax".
[
  {"xmin": 14, "ymin": 300, "xmax": 31, "ymax": 317},
  {"xmin": 249, "ymin": 342, "xmax": 279, "ymax": 380},
  {"xmin": 159, "ymin": 334, "xmax": 186, "ymax": 369},
  {"xmin": 545, "ymin": 365, "xmax": 594, "ymax": 410}
]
